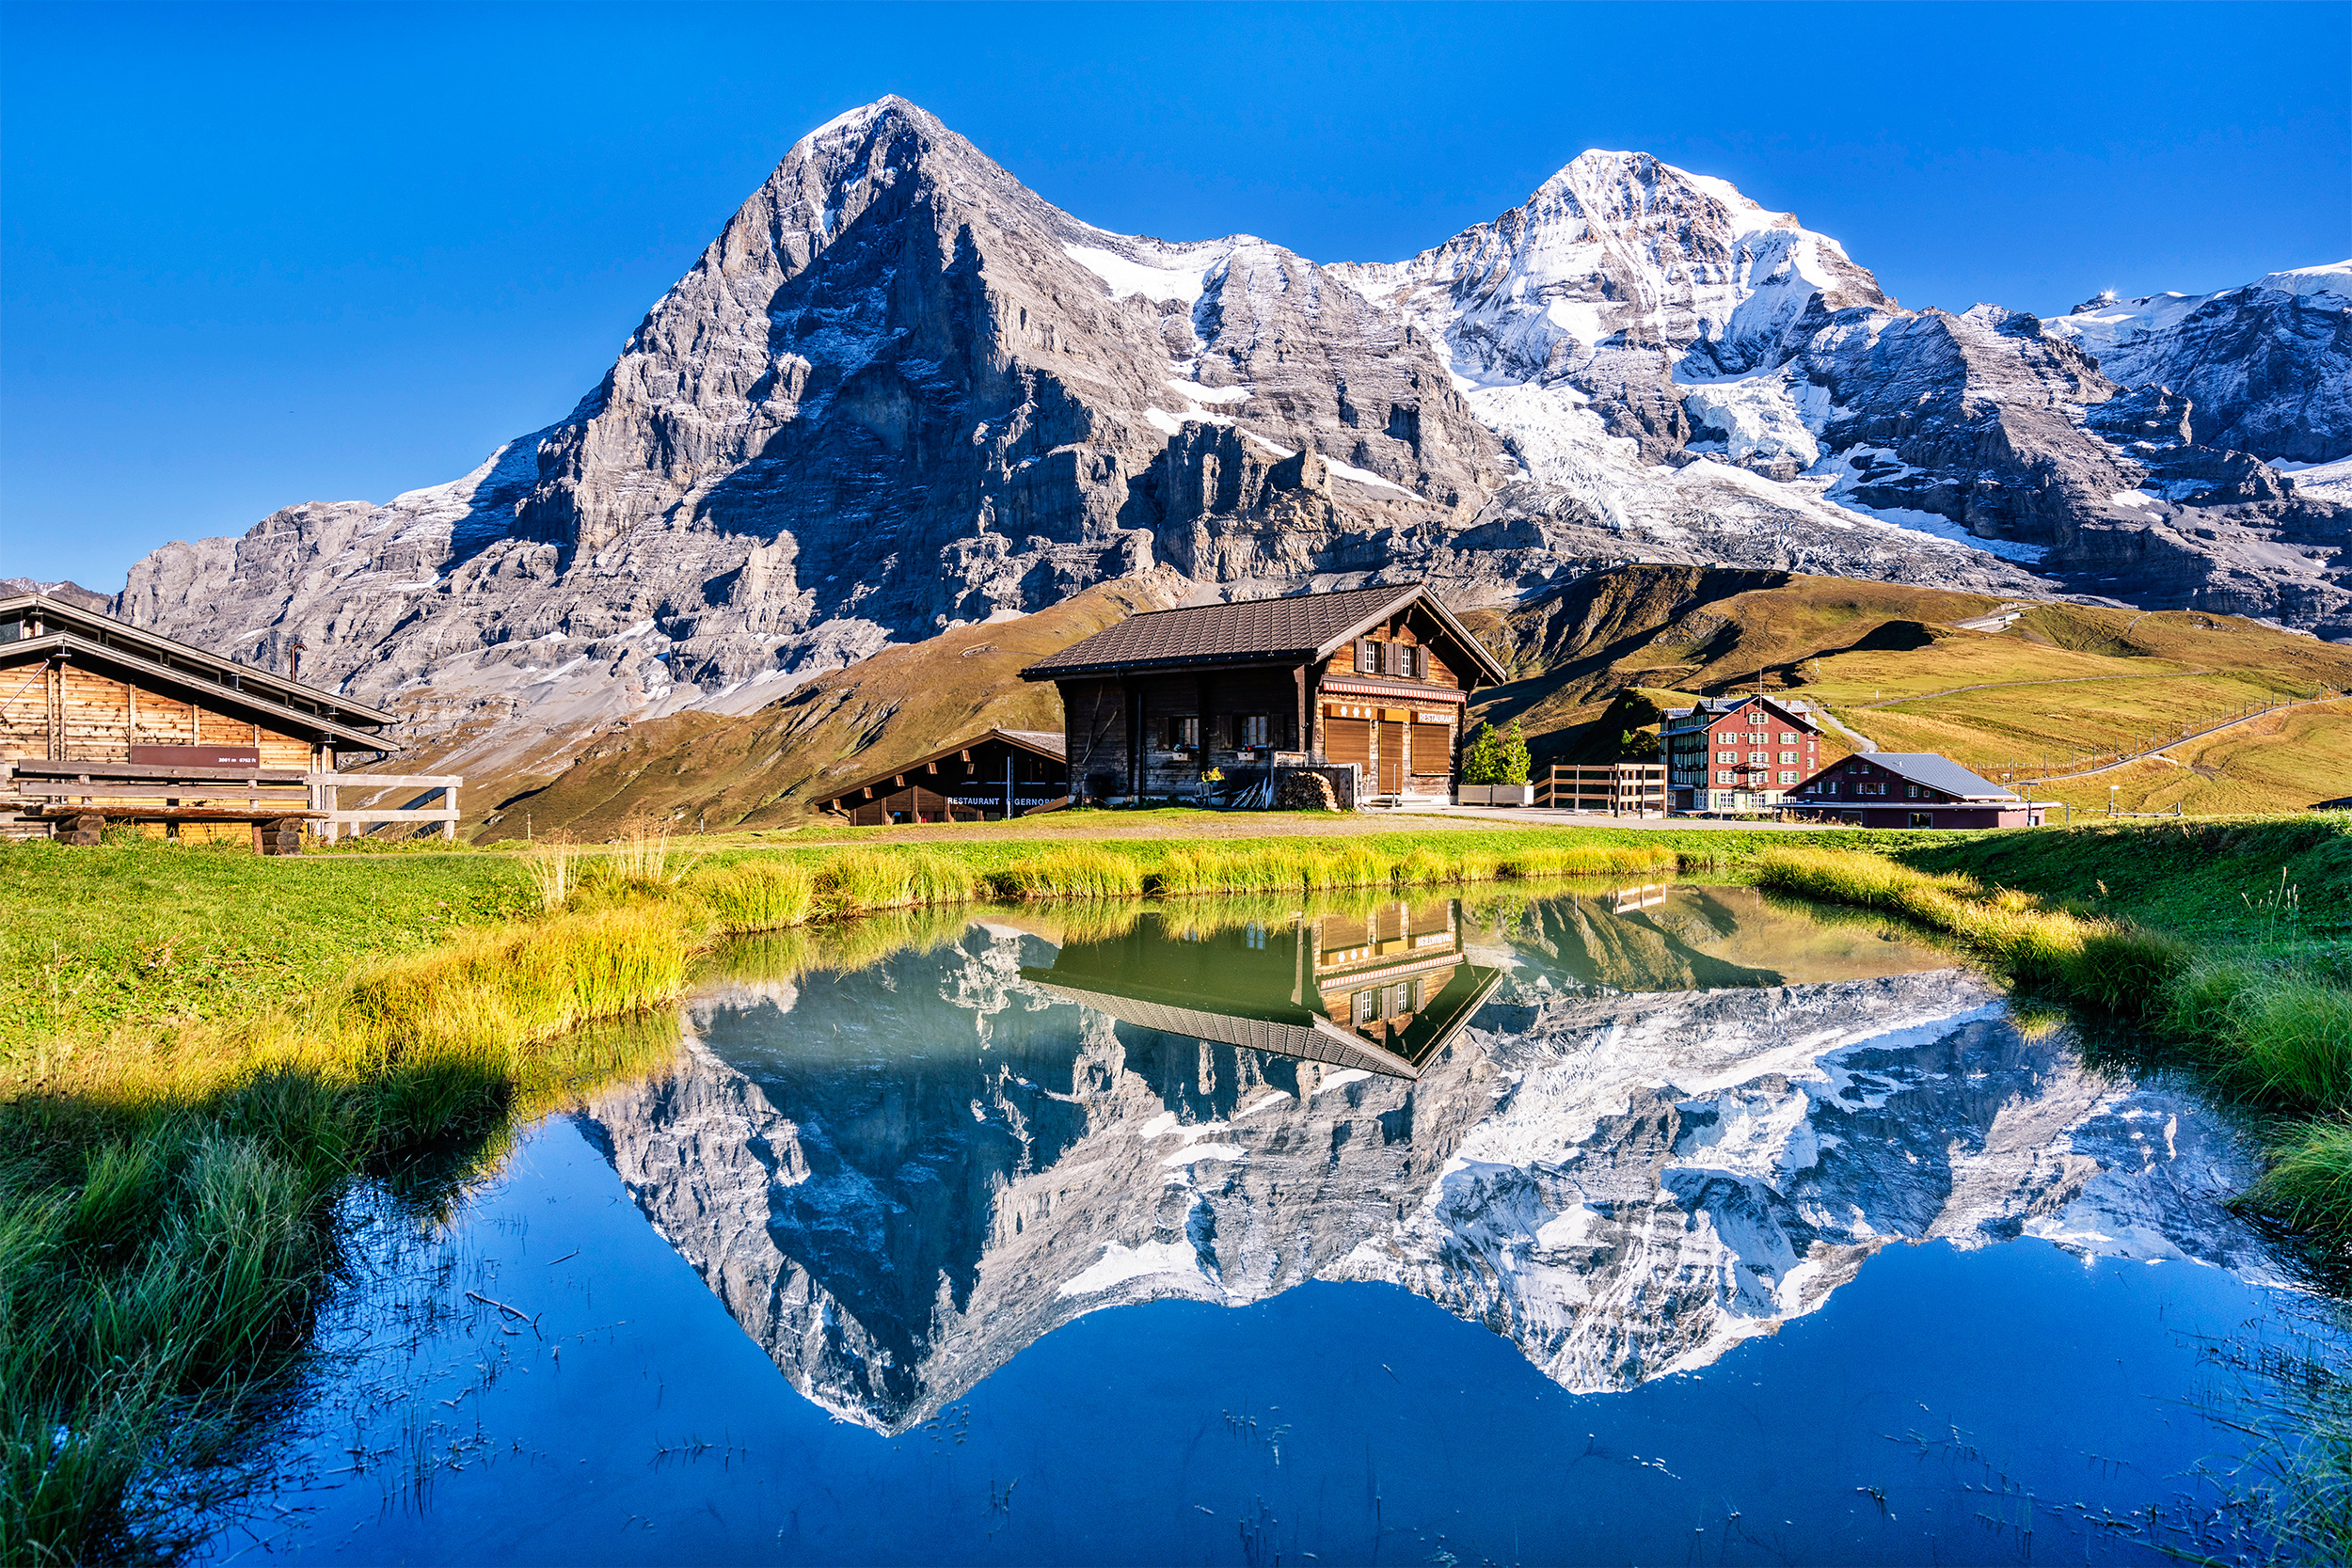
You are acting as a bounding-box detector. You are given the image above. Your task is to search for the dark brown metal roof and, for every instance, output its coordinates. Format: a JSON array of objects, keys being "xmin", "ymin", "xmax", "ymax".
[
  {"xmin": 805, "ymin": 727, "xmax": 1068, "ymax": 807},
  {"xmin": 1019, "ymin": 583, "xmax": 1505, "ymax": 684}
]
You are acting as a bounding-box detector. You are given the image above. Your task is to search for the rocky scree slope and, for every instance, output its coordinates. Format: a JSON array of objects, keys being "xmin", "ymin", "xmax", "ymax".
[{"xmin": 114, "ymin": 101, "xmax": 2351, "ymax": 775}]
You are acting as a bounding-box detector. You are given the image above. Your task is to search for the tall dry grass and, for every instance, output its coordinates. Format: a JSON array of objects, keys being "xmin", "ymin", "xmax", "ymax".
[
  {"xmin": 988, "ymin": 845, "xmax": 1146, "ymax": 900},
  {"xmin": 815, "ymin": 847, "xmax": 981, "ymax": 911}
]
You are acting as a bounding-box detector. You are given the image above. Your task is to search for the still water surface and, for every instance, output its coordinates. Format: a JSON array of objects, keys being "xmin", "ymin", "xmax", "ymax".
[{"xmin": 209, "ymin": 885, "xmax": 2325, "ymax": 1565}]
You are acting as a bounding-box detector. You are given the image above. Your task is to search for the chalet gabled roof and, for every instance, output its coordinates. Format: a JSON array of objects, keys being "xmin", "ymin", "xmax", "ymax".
[
  {"xmin": 1018, "ymin": 582, "xmax": 1507, "ymax": 685},
  {"xmin": 805, "ymin": 726, "xmax": 1067, "ymax": 806},
  {"xmin": 1662, "ymin": 694, "xmax": 1820, "ymax": 731},
  {"xmin": 0, "ymin": 593, "xmax": 400, "ymax": 750}
]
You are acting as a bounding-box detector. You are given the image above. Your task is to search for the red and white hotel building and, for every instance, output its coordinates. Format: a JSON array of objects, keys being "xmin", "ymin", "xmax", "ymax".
[{"xmin": 1662, "ymin": 695, "xmax": 1826, "ymax": 816}]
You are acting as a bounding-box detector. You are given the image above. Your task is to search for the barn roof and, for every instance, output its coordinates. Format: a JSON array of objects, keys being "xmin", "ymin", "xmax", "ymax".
[
  {"xmin": 1019, "ymin": 582, "xmax": 1507, "ymax": 685},
  {"xmin": 805, "ymin": 726, "xmax": 1067, "ymax": 808},
  {"xmin": 0, "ymin": 593, "xmax": 399, "ymax": 751}
]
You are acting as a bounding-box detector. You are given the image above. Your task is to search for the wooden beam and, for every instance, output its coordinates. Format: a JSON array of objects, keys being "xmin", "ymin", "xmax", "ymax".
[{"xmin": 12, "ymin": 782, "xmax": 309, "ymax": 801}]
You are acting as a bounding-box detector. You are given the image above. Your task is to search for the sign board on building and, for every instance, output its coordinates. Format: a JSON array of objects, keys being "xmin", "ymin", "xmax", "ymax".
[{"xmin": 129, "ymin": 743, "xmax": 262, "ymax": 768}]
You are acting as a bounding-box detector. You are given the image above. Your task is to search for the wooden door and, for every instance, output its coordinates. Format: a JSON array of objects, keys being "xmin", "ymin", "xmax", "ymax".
[{"xmin": 1376, "ymin": 720, "xmax": 1406, "ymax": 795}]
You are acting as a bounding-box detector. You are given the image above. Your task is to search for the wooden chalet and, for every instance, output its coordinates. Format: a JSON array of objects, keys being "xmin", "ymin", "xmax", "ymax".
[
  {"xmin": 1782, "ymin": 752, "xmax": 2049, "ymax": 830},
  {"xmin": 1018, "ymin": 583, "xmax": 1507, "ymax": 806},
  {"xmin": 809, "ymin": 728, "xmax": 1069, "ymax": 825},
  {"xmin": 1661, "ymin": 695, "xmax": 1829, "ymax": 815},
  {"xmin": 1022, "ymin": 895, "xmax": 1503, "ymax": 1080},
  {"xmin": 0, "ymin": 593, "xmax": 417, "ymax": 850}
]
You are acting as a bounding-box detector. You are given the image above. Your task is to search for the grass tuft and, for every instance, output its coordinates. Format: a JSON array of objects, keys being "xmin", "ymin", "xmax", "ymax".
[
  {"xmin": 686, "ymin": 860, "xmax": 816, "ymax": 932},
  {"xmin": 2251, "ymin": 1118, "xmax": 2352, "ymax": 1238},
  {"xmin": 988, "ymin": 845, "xmax": 1146, "ymax": 900},
  {"xmin": 814, "ymin": 848, "xmax": 980, "ymax": 911}
]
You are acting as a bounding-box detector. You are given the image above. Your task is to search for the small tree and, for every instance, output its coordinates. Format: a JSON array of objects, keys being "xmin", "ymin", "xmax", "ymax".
[
  {"xmin": 1618, "ymin": 726, "xmax": 1661, "ymax": 761},
  {"xmin": 1498, "ymin": 720, "xmax": 1532, "ymax": 785},
  {"xmin": 1462, "ymin": 721, "xmax": 1502, "ymax": 784}
]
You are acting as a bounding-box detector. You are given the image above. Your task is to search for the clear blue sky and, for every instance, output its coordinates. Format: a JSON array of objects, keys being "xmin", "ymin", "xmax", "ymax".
[{"xmin": 5, "ymin": 0, "xmax": 2345, "ymax": 590}]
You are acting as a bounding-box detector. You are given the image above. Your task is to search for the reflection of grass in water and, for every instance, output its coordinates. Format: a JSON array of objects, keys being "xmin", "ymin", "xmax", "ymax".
[
  {"xmin": 2164, "ymin": 1323, "xmax": 2352, "ymax": 1564},
  {"xmin": 1, "ymin": 906, "xmax": 694, "ymax": 1561},
  {"xmin": 709, "ymin": 903, "xmax": 979, "ymax": 984}
]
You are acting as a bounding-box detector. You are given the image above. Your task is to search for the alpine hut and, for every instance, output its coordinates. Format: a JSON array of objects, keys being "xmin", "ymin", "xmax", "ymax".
[{"xmin": 1017, "ymin": 583, "xmax": 1506, "ymax": 806}]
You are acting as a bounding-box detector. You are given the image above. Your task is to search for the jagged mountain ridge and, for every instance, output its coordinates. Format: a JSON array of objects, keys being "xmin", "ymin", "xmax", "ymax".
[
  {"xmin": 113, "ymin": 99, "xmax": 2351, "ymax": 771},
  {"xmin": 2050, "ymin": 264, "xmax": 2352, "ymax": 464}
]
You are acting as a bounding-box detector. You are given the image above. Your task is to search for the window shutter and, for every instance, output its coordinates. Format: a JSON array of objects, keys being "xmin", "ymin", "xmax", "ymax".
[
  {"xmin": 1356, "ymin": 638, "xmax": 1375, "ymax": 673},
  {"xmin": 1415, "ymin": 645, "xmax": 1430, "ymax": 679}
]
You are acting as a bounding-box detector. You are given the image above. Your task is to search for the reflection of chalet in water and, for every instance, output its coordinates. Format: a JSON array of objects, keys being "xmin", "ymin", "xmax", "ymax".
[
  {"xmin": 1018, "ymin": 583, "xmax": 1507, "ymax": 805},
  {"xmin": 1022, "ymin": 898, "xmax": 1502, "ymax": 1078}
]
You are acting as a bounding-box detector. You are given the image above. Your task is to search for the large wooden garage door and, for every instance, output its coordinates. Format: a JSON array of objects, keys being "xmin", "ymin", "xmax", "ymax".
[
  {"xmin": 1408, "ymin": 721, "xmax": 1452, "ymax": 782},
  {"xmin": 1325, "ymin": 716, "xmax": 1371, "ymax": 775},
  {"xmin": 1376, "ymin": 720, "xmax": 1406, "ymax": 795}
]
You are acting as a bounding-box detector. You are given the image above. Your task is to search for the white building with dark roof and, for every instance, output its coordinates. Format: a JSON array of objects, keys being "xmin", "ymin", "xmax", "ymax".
[{"xmin": 1784, "ymin": 752, "xmax": 2049, "ymax": 830}]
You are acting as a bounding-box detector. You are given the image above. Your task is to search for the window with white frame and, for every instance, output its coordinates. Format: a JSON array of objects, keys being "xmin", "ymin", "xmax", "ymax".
[
  {"xmin": 1238, "ymin": 714, "xmax": 1270, "ymax": 748},
  {"xmin": 1780, "ymin": 731, "xmax": 1798, "ymax": 743},
  {"xmin": 1778, "ymin": 770, "xmax": 1799, "ymax": 784},
  {"xmin": 1748, "ymin": 750, "xmax": 1770, "ymax": 764},
  {"xmin": 1356, "ymin": 638, "xmax": 1378, "ymax": 674},
  {"xmin": 1779, "ymin": 751, "xmax": 1797, "ymax": 765},
  {"xmin": 1716, "ymin": 769, "xmax": 1734, "ymax": 784},
  {"xmin": 1716, "ymin": 750, "xmax": 1736, "ymax": 763}
]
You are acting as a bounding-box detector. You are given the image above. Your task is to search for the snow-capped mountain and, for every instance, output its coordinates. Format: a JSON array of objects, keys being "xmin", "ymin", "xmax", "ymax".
[
  {"xmin": 111, "ymin": 100, "xmax": 2351, "ymax": 768},
  {"xmin": 2049, "ymin": 263, "xmax": 2352, "ymax": 464}
]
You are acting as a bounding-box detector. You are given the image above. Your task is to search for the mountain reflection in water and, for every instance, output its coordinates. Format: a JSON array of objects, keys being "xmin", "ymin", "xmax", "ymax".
[{"xmin": 576, "ymin": 883, "xmax": 2276, "ymax": 1435}]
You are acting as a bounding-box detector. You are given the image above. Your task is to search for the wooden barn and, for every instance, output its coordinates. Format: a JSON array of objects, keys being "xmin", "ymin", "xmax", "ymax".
[
  {"xmin": 1018, "ymin": 583, "xmax": 1506, "ymax": 806},
  {"xmin": 0, "ymin": 592, "xmax": 405, "ymax": 848},
  {"xmin": 807, "ymin": 728, "xmax": 1069, "ymax": 825}
]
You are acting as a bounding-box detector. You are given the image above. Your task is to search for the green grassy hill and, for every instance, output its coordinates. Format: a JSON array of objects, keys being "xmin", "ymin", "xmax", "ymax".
[{"xmin": 1465, "ymin": 566, "xmax": 2352, "ymax": 812}]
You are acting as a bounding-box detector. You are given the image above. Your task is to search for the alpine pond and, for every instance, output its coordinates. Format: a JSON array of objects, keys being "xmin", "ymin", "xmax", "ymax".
[{"xmin": 204, "ymin": 883, "xmax": 2330, "ymax": 1565}]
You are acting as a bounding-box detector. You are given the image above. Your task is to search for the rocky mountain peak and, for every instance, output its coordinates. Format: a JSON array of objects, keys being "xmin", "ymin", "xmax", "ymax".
[{"xmin": 107, "ymin": 103, "xmax": 2351, "ymax": 793}]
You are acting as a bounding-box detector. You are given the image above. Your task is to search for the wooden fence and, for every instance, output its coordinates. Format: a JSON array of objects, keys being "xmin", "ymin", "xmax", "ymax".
[
  {"xmin": 309, "ymin": 771, "xmax": 462, "ymax": 842},
  {"xmin": 1537, "ymin": 764, "xmax": 1667, "ymax": 817}
]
